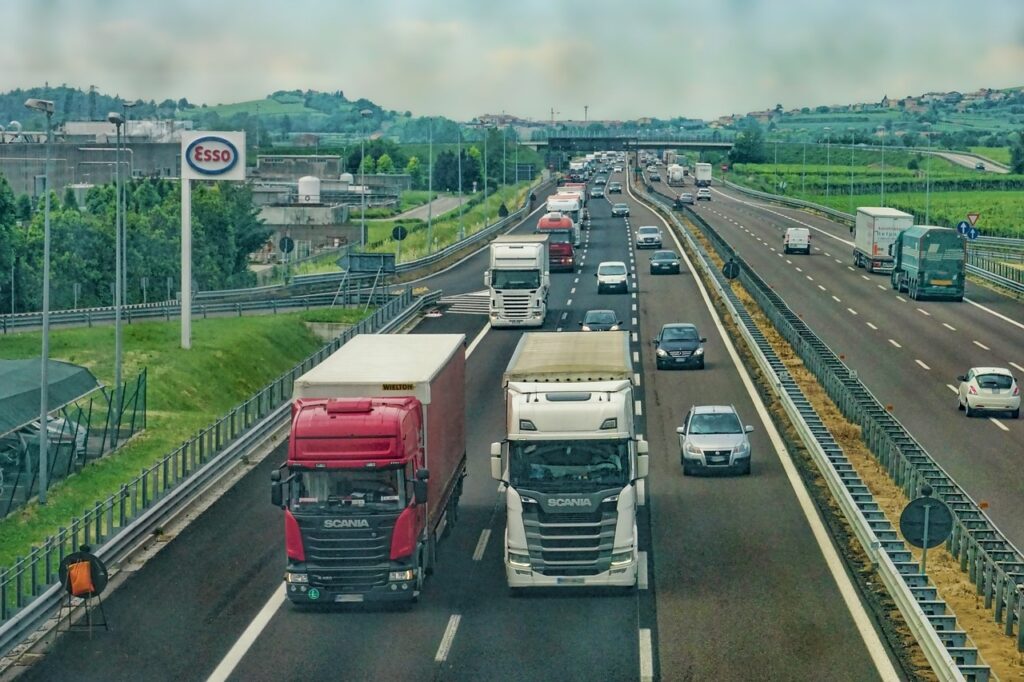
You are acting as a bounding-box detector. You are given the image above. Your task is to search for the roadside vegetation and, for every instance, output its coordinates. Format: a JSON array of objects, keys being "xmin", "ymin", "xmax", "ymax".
[{"xmin": 0, "ymin": 308, "xmax": 366, "ymax": 567}]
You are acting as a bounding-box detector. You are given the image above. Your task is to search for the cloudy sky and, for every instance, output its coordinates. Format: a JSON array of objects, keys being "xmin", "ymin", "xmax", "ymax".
[{"xmin": 3, "ymin": 0, "xmax": 1022, "ymax": 121}]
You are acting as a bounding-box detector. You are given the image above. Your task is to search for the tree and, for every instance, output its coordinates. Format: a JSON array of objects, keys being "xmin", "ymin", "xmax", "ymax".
[
  {"xmin": 729, "ymin": 121, "xmax": 767, "ymax": 163},
  {"xmin": 63, "ymin": 186, "xmax": 79, "ymax": 210},
  {"xmin": 359, "ymin": 154, "xmax": 376, "ymax": 175},
  {"xmin": 405, "ymin": 156, "xmax": 424, "ymax": 189},
  {"xmin": 15, "ymin": 194, "xmax": 32, "ymax": 222},
  {"xmin": 1010, "ymin": 131, "xmax": 1024, "ymax": 174},
  {"xmin": 375, "ymin": 153, "xmax": 395, "ymax": 174}
]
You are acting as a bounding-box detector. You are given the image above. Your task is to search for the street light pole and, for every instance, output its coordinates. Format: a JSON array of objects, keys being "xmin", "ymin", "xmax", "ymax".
[
  {"xmin": 359, "ymin": 108, "xmax": 372, "ymax": 249},
  {"xmin": 502, "ymin": 126, "xmax": 507, "ymax": 186},
  {"xmin": 849, "ymin": 128, "xmax": 855, "ymax": 214},
  {"xmin": 120, "ymin": 102, "xmax": 136, "ymax": 308},
  {"xmin": 824, "ymin": 127, "xmax": 831, "ymax": 198},
  {"xmin": 923, "ymin": 123, "xmax": 932, "ymax": 224},
  {"xmin": 801, "ymin": 135, "xmax": 807, "ymax": 197},
  {"xmin": 878, "ymin": 126, "xmax": 886, "ymax": 206},
  {"xmin": 26, "ymin": 97, "xmax": 54, "ymax": 504},
  {"xmin": 427, "ymin": 121, "xmax": 433, "ymax": 253},
  {"xmin": 457, "ymin": 128, "xmax": 464, "ymax": 238},
  {"xmin": 108, "ymin": 112, "xmax": 125, "ymax": 412}
]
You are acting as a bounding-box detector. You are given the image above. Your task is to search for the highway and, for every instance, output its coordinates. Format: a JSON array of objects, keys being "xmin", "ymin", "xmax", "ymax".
[
  {"xmin": 650, "ymin": 173, "xmax": 1024, "ymax": 548},
  {"xmin": 14, "ymin": 172, "xmax": 898, "ymax": 681}
]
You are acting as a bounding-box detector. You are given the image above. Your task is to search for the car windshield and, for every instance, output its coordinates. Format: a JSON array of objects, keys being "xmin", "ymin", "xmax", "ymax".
[
  {"xmin": 290, "ymin": 467, "xmax": 405, "ymax": 511},
  {"xmin": 976, "ymin": 373, "xmax": 1013, "ymax": 390},
  {"xmin": 639, "ymin": 227, "xmax": 659, "ymax": 235},
  {"xmin": 599, "ymin": 264, "xmax": 627, "ymax": 275},
  {"xmin": 662, "ymin": 326, "xmax": 698, "ymax": 341},
  {"xmin": 493, "ymin": 269, "xmax": 541, "ymax": 289},
  {"xmin": 509, "ymin": 440, "xmax": 631, "ymax": 490},
  {"xmin": 614, "ymin": 204, "xmax": 627, "ymax": 210},
  {"xmin": 585, "ymin": 310, "xmax": 616, "ymax": 324},
  {"xmin": 653, "ymin": 252, "xmax": 677, "ymax": 261},
  {"xmin": 689, "ymin": 413, "xmax": 742, "ymax": 435}
]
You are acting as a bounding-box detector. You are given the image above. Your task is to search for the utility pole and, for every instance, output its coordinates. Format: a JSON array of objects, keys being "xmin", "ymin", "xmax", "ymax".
[
  {"xmin": 584, "ymin": 105, "xmax": 589, "ymax": 123},
  {"xmin": 427, "ymin": 121, "xmax": 433, "ymax": 253}
]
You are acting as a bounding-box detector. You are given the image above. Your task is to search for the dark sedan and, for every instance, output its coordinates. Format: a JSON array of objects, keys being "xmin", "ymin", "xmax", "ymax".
[
  {"xmin": 579, "ymin": 309, "xmax": 623, "ymax": 332},
  {"xmin": 653, "ymin": 323, "xmax": 706, "ymax": 370},
  {"xmin": 649, "ymin": 250, "xmax": 682, "ymax": 274}
]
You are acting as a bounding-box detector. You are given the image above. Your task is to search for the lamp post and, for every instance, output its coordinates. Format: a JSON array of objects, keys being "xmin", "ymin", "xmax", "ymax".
[
  {"xmin": 773, "ymin": 138, "xmax": 779, "ymax": 191},
  {"xmin": 824, "ymin": 127, "xmax": 831, "ymax": 198},
  {"xmin": 923, "ymin": 122, "xmax": 932, "ymax": 224},
  {"xmin": 107, "ymin": 112, "xmax": 125, "ymax": 413},
  {"xmin": 801, "ymin": 129, "xmax": 808, "ymax": 197},
  {"xmin": 427, "ymin": 120, "xmax": 433, "ymax": 253},
  {"xmin": 502, "ymin": 126, "xmax": 507, "ymax": 186},
  {"xmin": 25, "ymin": 97, "xmax": 54, "ymax": 504},
  {"xmin": 457, "ymin": 128, "xmax": 464, "ymax": 238},
  {"xmin": 359, "ymin": 108, "xmax": 372, "ymax": 248},
  {"xmin": 120, "ymin": 101, "xmax": 137, "ymax": 307},
  {"xmin": 849, "ymin": 127, "xmax": 856, "ymax": 214},
  {"xmin": 878, "ymin": 125, "xmax": 886, "ymax": 206}
]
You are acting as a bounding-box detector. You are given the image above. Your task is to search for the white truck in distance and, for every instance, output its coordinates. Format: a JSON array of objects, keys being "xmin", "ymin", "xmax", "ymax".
[
  {"xmin": 694, "ymin": 163, "xmax": 712, "ymax": 187},
  {"xmin": 485, "ymin": 235, "xmax": 550, "ymax": 328},
  {"xmin": 666, "ymin": 164, "xmax": 686, "ymax": 186},
  {"xmin": 854, "ymin": 207, "xmax": 915, "ymax": 273},
  {"xmin": 546, "ymin": 193, "xmax": 582, "ymax": 245},
  {"xmin": 491, "ymin": 332, "xmax": 649, "ymax": 590}
]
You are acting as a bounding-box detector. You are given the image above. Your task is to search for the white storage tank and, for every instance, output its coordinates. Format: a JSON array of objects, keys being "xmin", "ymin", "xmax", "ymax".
[{"xmin": 298, "ymin": 176, "xmax": 321, "ymax": 204}]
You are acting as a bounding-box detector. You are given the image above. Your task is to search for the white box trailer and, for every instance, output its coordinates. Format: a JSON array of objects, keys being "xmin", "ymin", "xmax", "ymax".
[{"xmin": 854, "ymin": 207, "xmax": 915, "ymax": 273}]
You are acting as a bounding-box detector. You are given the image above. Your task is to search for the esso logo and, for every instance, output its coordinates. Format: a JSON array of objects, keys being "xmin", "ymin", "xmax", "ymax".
[{"xmin": 185, "ymin": 136, "xmax": 239, "ymax": 176}]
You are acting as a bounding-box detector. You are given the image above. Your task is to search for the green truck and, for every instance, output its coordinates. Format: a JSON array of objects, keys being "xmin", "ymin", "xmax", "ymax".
[{"xmin": 889, "ymin": 226, "xmax": 965, "ymax": 301}]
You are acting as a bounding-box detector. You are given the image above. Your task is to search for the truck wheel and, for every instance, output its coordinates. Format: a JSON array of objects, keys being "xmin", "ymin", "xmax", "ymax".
[{"xmin": 424, "ymin": 534, "xmax": 437, "ymax": 576}]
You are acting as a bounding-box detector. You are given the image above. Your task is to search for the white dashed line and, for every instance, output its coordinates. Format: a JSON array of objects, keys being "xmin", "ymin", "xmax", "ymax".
[
  {"xmin": 634, "ymin": 372, "xmax": 641, "ymax": 385},
  {"xmin": 435, "ymin": 614, "xmax": 462, "ymax": 662},
  {"xmin": 570, "ymin": 287, "xmax": 576, "ymax": 295},
  {"xmin": 896, "ymin": 296, "xmax": 906, "ymax": 302},
  {"xmin": 973, "ymin": 340, "xmax": 990, "ymax": 350},
  {"xmin": 832, "ymin": 295, "xmax": 841, "ymax": 303},
  {"xmin": 566, "ymin": 298, "xmax": 572, "ymax": 306},
  {"xmin": 472, "ymin": 529, "xmax": 491, "ymax": 561},
  {"xmin": 818, "ymin": 285, "xmax": 826, "ymax": 291},
  {"xmin": 633, "ymin": 351, "xmax": 640, "ymax": 363},
  {"xmin": 866, "ymin": 322, "xmax": 878, "ymax": 330},
  {"xmin": 888, "ymin": 339, "xmax": 902, "ymax": 348},
  {"xmin": 916, "ymin": 308, "xmax": 930, "ymax": 316},
  {"xmin": 946, "ymin": 384, "xmax": 958, "ymax": 393},
  {"xmin": 915, "ymin": 359, "xmax": 931, "ymax": 370},
  {"xmin": 990, "ymin": 418, "xmax": 1010, "ymax": 432},
  {"xmin": 943, "ymin": 323, "xmax": 956, "ymax": 331},
  {"xmin": 806, "ymin": 275, "xmax": 814, "ymax": 281},
  {"xmin": 634, "ymin": 400, "xmax": 643, "ymax": 416},
  {"xmin": 560, "ymin": 312, "xmax": 568, "ymax": 320},
  {"xmin": 1010, "ymin": 361, "xmax": 1024, "ymax": 373},
  {"xmin": 834, "ymin": 259, "xmax": 842, "ymax": 264},
  {"xmin": 638, "ymin": 551, "xmax": 649, "ymax": 590},
  {"xmin": 847, "ymin": 308, "xmax": 858, "ymax": 316},
  {"xmin": 639, "ymin": 629, "xmax": 654, "ymax": 682},
  {"xmin": 877, "ymin": 285, "xmax": 887, "ymax": 291},
  {"xmin": 632, "ymin": 332, "xmax": 638, "ymax": 343}
]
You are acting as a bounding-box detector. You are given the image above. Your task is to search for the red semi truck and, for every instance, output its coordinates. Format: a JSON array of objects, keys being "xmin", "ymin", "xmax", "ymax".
[
  {"xmin": 271, "ymin": 333, "xmax": 467, "ymax": 605},
  {"xmin": 535, "ymin": 211, "xmax": 576, "ymax": 272}
]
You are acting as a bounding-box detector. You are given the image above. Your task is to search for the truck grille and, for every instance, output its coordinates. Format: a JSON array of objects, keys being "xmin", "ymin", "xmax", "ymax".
[
  {"xmin": 497, "ymin": 293, "xmax": 533, "ymax": 319},
  {"xmin": 522, "ymin": 501, "xmax": 617, "ymax": 576},
  {"xmin": 298, "ymin": 514, "xmax": 396, "ymax": 592}
]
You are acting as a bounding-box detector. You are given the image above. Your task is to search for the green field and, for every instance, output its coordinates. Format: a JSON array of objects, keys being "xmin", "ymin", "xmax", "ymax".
[
  {"xmin": 0, "ymin": 308, "xmax": 366, "ymax": 566},
  {"xmin": 969, "ymin": 147, "xmax": 1011, "ymax": 165},
  {"xmin": 177, "ymin": 96, "xmax": 320, "ymax": 119}
]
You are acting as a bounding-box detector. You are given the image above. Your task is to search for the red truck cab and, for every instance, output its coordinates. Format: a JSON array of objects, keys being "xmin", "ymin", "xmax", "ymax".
[{"xmin": 536, "ymin": 212, "xmax": 576, "ymax": 272}]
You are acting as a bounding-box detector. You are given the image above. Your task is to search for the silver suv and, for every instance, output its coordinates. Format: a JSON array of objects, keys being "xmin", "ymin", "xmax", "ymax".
[
  {"xmin": 635, "ymin": 225, "xmax": 663, "ymax": 249},
  {"xmin": 677, "ymin": 405, "xmax": 753, "ymax": 476}
]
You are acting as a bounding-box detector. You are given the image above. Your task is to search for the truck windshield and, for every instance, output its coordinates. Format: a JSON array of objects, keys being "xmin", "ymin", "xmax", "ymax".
[
  {"xmin": 539, "ymin": 231, "xmax": 572, "ymax": 245},
  {"xmin": 509, "ymin": 440, "xmax": 630, "ymax": 491},
  {"xmin": 493, "ymin": 269, "xmax": 541, "ymax": 289},
  {"xmin": 290, "ymin": 468, "xmax": 405, "ymax": 511}
]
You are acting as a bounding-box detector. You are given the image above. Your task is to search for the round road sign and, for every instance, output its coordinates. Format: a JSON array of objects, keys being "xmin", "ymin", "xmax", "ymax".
[
  {"xmin": 956, "ymin": 220, "xmax": 970, "ymax": 236},
  {"xmin": 279, "ymin": 236, "xmax": 295, "ymax": 254},
  {"xmin": 899, "ymin": 496, "xmax": 953, "ymax": 549},
  {"xmin": 722, "ymin": 260, "xmax": 740, "ymax": 280},
  {"xmin": 392, "ymin": 225, "xmax": 409, "ymax": 241}
]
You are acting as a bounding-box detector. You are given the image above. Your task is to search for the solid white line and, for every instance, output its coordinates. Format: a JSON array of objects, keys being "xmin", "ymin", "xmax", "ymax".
[
  {"xmin": 435, "ymin": 614, "xmax": 462, "ymax": 662},
  {"xmin": 847, "ymin": 308, "xmax": 858, "ymax": 316},
  {"xmin": 472, "ymin": 529, "xmax": 491, "ymax": 561},
  {"xmin": 466, "ymin": 323, "xmax": 491, "ymax": 358},
  {"xmin": 866, "ymin": 322, "xmax": 878, "ymax": 330},
  {"xmin": 638, "ymin": 551, "xmax": 649, "ymax": 590},
  {"xmin": 963, "ymin": 297, "xmax": 1024, "ymax": 331},
  {"xmin": 942, "ymin": 323, "xmax": 956, "ymax": 331},
  {"xmin": 990, "ymin": 418, "xmax": 1010, "ymax": 432},
  {"xmin": 639, "ymin": 629, "xmax": 654, "ymax": 682},
  {"xmin": 916, "ymin": 308, "xmax": 930, "ymax": 316},
  {"xmin": 973, "ymin": 340, "xmax": 990, "ymax": 350},
  {"xmin": 915, "ymin": 359, "xmax": 931, "ymax": 370},
  {"xmin": 889, "ymin": 339, "xmax": 902, "ymax": 348},
  {"xmin": 832, "ymin": 295, "xmax": 841, "ymax": 303},
  {"xmin": 634, "ymin": 182, "xmax": 900, "ymax": 682},
  {"xmin": 1010, "ymin": 361, "xmax": 1024, "ymax": 373},
  {"xmin": 634, "ymin": 400, "xmax": 643, "ymax": 416},
  {"xmin": 206, "ymin": 586, "xmax": 286, "ymax": 682}
]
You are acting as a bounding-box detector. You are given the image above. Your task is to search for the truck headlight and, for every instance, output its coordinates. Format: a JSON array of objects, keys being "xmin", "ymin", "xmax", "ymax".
[
  {"xmin": 656, "ymin": 348, "xmax": 668, "ymax": 357},
  {"xmin": 286, "ymin": 572, "xmax": 309, "ymax": 584},
  {"xmin": 389, "ymin": 569, "xmax": 416, "ymax": 582},
  {"xmin": 508, "ymin": 553, "xmax": 531, "ymax": 567},
  {"xmin": 611, "ymin": 551, "xmax": 633, "ymax": 566}
]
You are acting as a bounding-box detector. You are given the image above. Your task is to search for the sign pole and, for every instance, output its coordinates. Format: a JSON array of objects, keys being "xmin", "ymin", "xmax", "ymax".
[
  {"xmin": 181, "ymin": 177, "xmax": 192, "ymax": 349},
  {"xmin": 920, "ymin": 503, "xmax": 931, "ymax": 575}
]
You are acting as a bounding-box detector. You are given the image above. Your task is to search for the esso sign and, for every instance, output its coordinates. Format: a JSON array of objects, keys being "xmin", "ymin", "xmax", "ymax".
[{"xmin": 185, "ymin": 136, "xmax": 239, "ymax": 176}]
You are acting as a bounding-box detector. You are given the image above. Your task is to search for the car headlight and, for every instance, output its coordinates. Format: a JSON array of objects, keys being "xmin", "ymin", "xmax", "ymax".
[
  {"xmin": 389, "ymin": 569, "xmax": 416, "ymax": 582},
  {"xmin": 693, "ymin": 347, "xmax": 704, "ymax": 355},
  {"xmin": 581, "ymin": 325, "xmax": 592, "ymax": 331},
  {"xmin": 611, "ymin": 551, "xmax": 633, "ymax": 566},
  {"xmin": 508, "ymin": 553, "xmax": 531, "ymax": 568},
  {"xmin": 733, "ymin": 440, "xmax": 750, "ymax": 456},
  {"xmin": 656, "ymin": 348, "xmax": 668, "ymax": 357},
  {"xmin": 671, "ymin": 261, "xmax": 679, "ymax": 266},
  {"xmin": 610, "ymin": 325, "xmax": 620, "ymax": 331},
  {"xmin": 286, "ymin": 572, "xmax": 309, "ymax": 584},
  {"xmin": 684, "ymin": 441, "xmax": 702, "ymax": 456}
]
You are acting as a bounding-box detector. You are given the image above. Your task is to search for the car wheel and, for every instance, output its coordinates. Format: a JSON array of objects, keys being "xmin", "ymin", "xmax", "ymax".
[
  {"xmin": 740, "ymin": 461, "xmax": 751, "ymax": 476},
  {"xmin": 698, "ymin": 359, "xmax": 705, "ymax": 370},
  {"xmin": 965, "ymin": 403, "xmax": 975, "ymax": 417},
  {"xmin": 681, "ymin": 461, "xmax": 692, "ymax": 476},
  {"xmin": 957, "ymin": 397, "xmax": 964, "ymax": 411},
  {"xmin": 1012, "ymin": 409, "xmax": 1020, "ymax": 419}
]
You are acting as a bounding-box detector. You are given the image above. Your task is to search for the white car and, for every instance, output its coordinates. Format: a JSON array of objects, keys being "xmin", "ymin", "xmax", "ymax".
[
  {"xmin": 596, "ymin": 261, "xmax": 629, "ymax": 294},
  {"xmin": 635, "ymin": 226, "xmax": 663, "ymax": 249},
  {"xmin": 957, "ymin": 367, "xmax": 1020, "ymax": 418},
  {"xmin": 696, "ymin": 188, "xmax": 712, "ymax": 201}
]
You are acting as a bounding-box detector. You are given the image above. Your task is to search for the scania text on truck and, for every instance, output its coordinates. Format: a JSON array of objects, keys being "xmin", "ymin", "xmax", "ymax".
[
  {"xmin": 485, "ymin": 235, "xmax": 550, "ymax": 328},
  {"xmin": 889, "ymin": 225, "xmax": 966, "ymax": 301},
  {"xmin": 694, "ymin": 162, "xmax": 712, "ymax": 187},
  {"xmin": 854, "ymin": 206, "xmax": 914, "ymax": 273},
  {"xmin": 535, "ymin": 212, "xmax": 576, "ymax": 272},
  {"xmin": 490, "ymin": 332, "xmax": 649, "ymax": 590},
  {"xmin": 271, "ymin": 334, "xmax": 467, "ymax": 605}
]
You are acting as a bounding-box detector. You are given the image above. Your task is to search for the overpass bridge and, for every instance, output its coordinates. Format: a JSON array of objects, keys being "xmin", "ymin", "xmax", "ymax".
[{"xmin": 522, "ymin": 135, "xmax": 735, "ymax": 153}]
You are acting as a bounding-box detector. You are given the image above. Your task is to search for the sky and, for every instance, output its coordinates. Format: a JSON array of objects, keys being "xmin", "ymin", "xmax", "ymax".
[{"xmin": 2, "ymin": 0, "xmax": 1022, "ymax": 121}]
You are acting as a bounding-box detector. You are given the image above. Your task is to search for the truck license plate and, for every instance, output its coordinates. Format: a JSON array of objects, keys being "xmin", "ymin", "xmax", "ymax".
[
  {"xmin": 931, "ymin": 279, "xmax": 952, "ymax": 286},
  {"xmin": 335, "ymin": 594, "xmax": 364, "ymax": 603},
  {"xmin": 556, "ymin": 577, "xmax": 585, "ymax": 585}
]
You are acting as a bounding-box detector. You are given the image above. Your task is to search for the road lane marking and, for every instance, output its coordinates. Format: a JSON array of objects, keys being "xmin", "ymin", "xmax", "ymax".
[
  {"xmin": 916, "ymin": 308, "xmax": 930, "ymax": 316},
  {"xmin": 570, "ymin": 287, "xmax": 576, "ymax": 294},
  {"xmin": 566, "ymin": 298, "xmax": 573, "ymax": 306},
  {"xmin": 942, "ymin": 323, "xmax": 956, "ymax": 331},
  {"xmin": 639, "ymin": 629, "xmax": 654, "ymax": 682},
  {"xmin": 574, "ymin": 277, "xmax": 579, "ymax": 284},
  {"xmin": 632, "ymin": 303, "xmax": 637, "ymax": 311},
  {"xmin": 866, "ymin": 322, "xmax": 878, "ymax": 330},
  {"xmin": 1010, "ymin": 361, "xmax": 1024, "ymax": 373},
  {"xmin": 946, "ymin": 384, "xmax": 958, "ymax": 393},
  {"xmin": 861, "ymin": 275, "xmax": 870, "ymax": 281},
  {"xmin": 818, "ymin": 285, "xmax": 826, "ymax": 291},
  {"xmin": 973, "ymin": 340, "xmax": 990, "ymax": 350},
  {"xmin": 832, "ymin": 295, "xmax": 841, "ymax": 303},
  {"xmin": 990, "ymin": 418, "xmax": 1010, "ymax": 432},
  {"xmin": 963, "ymin": 297, "xmax": 1024, "ymax": 331},
  {"xmin": 824, "ymin": 252, "xmax": 832, "ymax": 257},
  {"xmin": 915, "ymin": 359, "xmax": 931, "ymax": 370},
  {"xmin": 556, "ymin": 327, "xmax": 562, "ymax": 332},
  {"xmin": 632, "ymin": 317, "xmax": 638, "ymax": 325},
  {"xmin": 435, "ymin": 614, "xmax": 462, "ymax": 662},
  {"xmin": 847, "ymin": 266, "xmax": 855, "ymax": 272},
  {"xmin": 634, "ymin": 400, "xmax": 643, "ymax": 416},
  {"xmin": 806, "ymin": 275, "xmax": 814, "ymax": 281},
  {"xmin": 889, "ymin": 339, "xmax": 902, "ymax": 348},
  {"xmin": 634, "ymin": 372, "xmax": 641, "ymax": 385},
  {"xmin": 877, "ymin": 285, "xmax": 886, "ymax": 291},
  {"xmin": 633, "ymin": 351, "xmax": 640, "ymax": 363},
  {"xmin": 896, "ymin": 296, "xmax": 906, "ymax": 302},
  {"xmin": 466, "ymin": 323, "xmax": 491, "ymax": 358},
  {"xmin": 847, "ymin": 308, "xmax": 858, "ymax": 315},
  {"xmin": 632, "ymin": 332, "xmax": 639, "ymax": 343},
  {"xmin": 560, "ymin": 312, "xmax": 568, "ymax": 320},
  {"xmin": 472, "ymin": 529, "xmax": 491, "ymax": 561},
  {"xmin": 206, "ymin": 586, "xmax": 286, "ymax": 682},
  {"xmin": 638, "ymin": 551, "xmax": 649, "ymax": 590},
  {"xmin": 786, "ymin": 259, "xmax": 793, "ymax": 265}
]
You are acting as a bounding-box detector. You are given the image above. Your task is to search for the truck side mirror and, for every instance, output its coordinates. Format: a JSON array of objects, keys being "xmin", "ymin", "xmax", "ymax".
[
  {"xmin": 490, "ymin": 442, "xmax": 503, "ymax": 481},
  {"xmin": 636, "ymin": 454, "xmax": 649, "ymax": 480},
  {"xmin": 484, "ymin": 271, "xmax": 491, "ymax": 287},
  {"xmin": 270, "ymin": 469, "xmax": 283, "ymax": 507},
  {"xmin": 413, "ymin": 479, "xmax": 429, "ymax": 505}
]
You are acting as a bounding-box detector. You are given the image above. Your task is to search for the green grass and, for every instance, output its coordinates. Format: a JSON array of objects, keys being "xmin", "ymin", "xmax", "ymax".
[
  {"xmin": 177, "ymin": 97, "xmax": 319, "ymax": 119},
  {"xmin": 399, "ymin": 190, "xmax": 438, "ymax": 213},
  {"xmin": 969, "ymin": 147, "xmax": 1011, "ymax": 165},
  {"xmin": 0, "ymin": 309, "xmax": 367, "ymax": 567}
]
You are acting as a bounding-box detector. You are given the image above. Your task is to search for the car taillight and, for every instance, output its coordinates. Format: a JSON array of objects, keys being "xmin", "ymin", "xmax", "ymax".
[
  {"xmin": 968, "ymin": 386, "xmax": 978, "ymax": 395},
  {"xmin": 1014, "ymin": 385, "xmax": 1020, "ymax": 396}
]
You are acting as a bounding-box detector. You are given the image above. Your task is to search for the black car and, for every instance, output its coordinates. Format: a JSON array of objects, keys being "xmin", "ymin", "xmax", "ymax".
[
  {"xmin": 579, "ymin": 309, "xmax": 623, "ymax": 332},
  {"xmin": 650, "ymin": 250, "xmax": 681, "ymax": 274},
  {"xmin": 607, "ymin": 182, "xmax": 623, "ymax": 194},
  {"xmin": 611, "ymin": 203, "xmax": 630, "ymax": 217},
  {"xmin": 653, "ymin": 323, "xmax": 706, "ymax": 370}
]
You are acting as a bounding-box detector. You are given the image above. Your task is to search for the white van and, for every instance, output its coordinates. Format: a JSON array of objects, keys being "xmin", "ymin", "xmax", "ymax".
[{"xmin": 783, "ymin": 227, "xmax": 811, "ymax": 255}]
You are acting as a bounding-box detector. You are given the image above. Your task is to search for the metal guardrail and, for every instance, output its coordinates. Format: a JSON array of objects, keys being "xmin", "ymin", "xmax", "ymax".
[
  {"xmin": 639, "ymin": 187, "xmax": 982, "ymax": 680},
  {"xmin": 0, "ymin": 287, "xmax": 438, "ymax": 660},
  {"xmin": 646, "ymin": 181, "xmax": 1023, "ymax": 671},
  {"xmin": 717, "ymin": 178, "xmax": 1024, "ymax": 295}
]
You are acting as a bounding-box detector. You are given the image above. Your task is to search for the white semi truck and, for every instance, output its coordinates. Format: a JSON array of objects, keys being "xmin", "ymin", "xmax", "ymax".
[
  {"xmin": 694, "ymin": 162, "xmax": 712, "ymax": 187},
  {"xmin": 491, "ymin": 332, "xmax": 649, "ymax": 590},
  {"xmin": 854, "ymin": 207, "xmax": 915, "ymax": 273},
  {"xmin": 666, "ymin": 164, "xmax": 686, "ymax": 186},
  {"xmin": 485, "ymin": 235, "xmax": 550, "ymax": 328}
]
